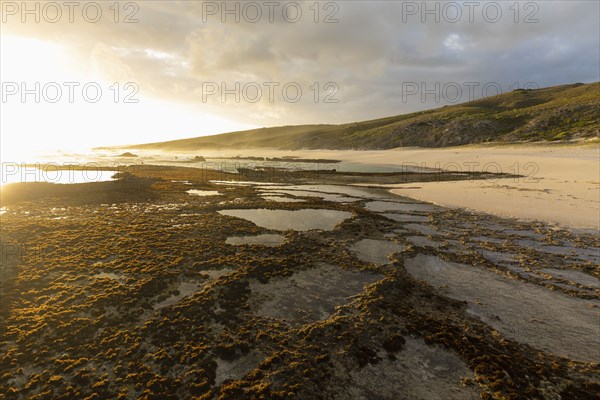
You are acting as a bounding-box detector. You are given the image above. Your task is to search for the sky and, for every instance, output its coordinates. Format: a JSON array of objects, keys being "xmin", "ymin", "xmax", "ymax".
[{"xmin": 1, "ymin": 0, "xmax": 599, "ymax": 159}]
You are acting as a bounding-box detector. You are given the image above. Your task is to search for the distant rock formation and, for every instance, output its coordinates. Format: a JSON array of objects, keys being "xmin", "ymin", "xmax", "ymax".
[{"xmin": 117, "ymin": 152, "xmax": 138, "ymax": 157}]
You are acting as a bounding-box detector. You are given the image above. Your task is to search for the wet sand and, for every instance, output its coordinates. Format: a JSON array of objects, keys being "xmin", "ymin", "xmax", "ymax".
[{"xmin": 206, "ymin": 142, "xmax": 599, "ymax": 229}]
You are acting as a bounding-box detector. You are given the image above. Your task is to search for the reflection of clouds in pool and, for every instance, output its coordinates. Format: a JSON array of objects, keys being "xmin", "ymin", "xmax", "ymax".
[{"xmin": 218, "ymin": 209, "xmax": 352, "ymax": 231}]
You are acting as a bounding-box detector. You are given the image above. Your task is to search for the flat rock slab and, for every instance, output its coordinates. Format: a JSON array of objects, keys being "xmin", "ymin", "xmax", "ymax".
[
  {"xmin": 538, "ymin": 268, "xmax": 600, "ymax": 289},
  {"xmin": 215, "ymin": 350, "xmax": 264, "ymax": 386},
  {"xmin": 407, "ymin": 235, "xmax": 443, "ymax": 249},
  {"xmin": 332, "ymin": 338, "xmax": 479, "ymax": 400},
  {"xmin": 405, "ymin": 254, "xmax": 600, "ymax": 362},
  {"xmin": 249, "ymin": 264, "xmax": 382, "ymax": 323}
]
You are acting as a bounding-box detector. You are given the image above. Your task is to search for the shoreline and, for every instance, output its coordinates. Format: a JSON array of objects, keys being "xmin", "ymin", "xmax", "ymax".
[
  {"xmin": 207, "ymin": 143, "xmax": 599, "ymax": 230},
  {"xmin": 3, "ymin": 141, "xmax": 598, "ymax": 228}
]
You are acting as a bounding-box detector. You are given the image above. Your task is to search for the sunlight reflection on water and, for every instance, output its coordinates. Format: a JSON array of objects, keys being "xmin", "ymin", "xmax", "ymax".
[{"xmin": 1, "ymin": 164, "xmax": 117, "ymax": 186}]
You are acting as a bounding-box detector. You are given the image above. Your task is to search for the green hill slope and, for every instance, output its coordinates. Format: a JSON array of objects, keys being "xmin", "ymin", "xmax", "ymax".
[{"xmin": 124, "ymin": 82, "xmax": 599, "ymax": 150}]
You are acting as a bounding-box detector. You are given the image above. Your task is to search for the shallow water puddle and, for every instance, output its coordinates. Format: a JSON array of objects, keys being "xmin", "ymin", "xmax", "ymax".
[
  {"xmin": 249, "ymin": 264, "xmax": 382, "ymax": 322},
  {"xmin": 351, "ymin": 239, "xmax": 405, "ymax": 264},
  {"xmin": 405, "ymin": 254, "xmax": 600, "ymax": 362},
  {"xmin": 218, "ymin": 209, "xmax": 352, "ymax": 231},
  {"xmin": 226, "ymin": 234, "xmax": 285, "ymax": 246},
  {"xmin": 154, "ymin": 269, "xmax": 234, "ymax": 310},
  {"xmin": 154, "ymin": 282, "xmax": 200, "ymax": 309},
  {"xmin": 187, "ymin": 190, "xmax": 221, "ymax": 196}
]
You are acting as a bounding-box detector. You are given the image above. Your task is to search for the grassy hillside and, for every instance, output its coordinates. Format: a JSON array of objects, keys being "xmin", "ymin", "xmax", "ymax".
[{"xmin": 124, "ymin": 82, "xmax": 599, "ymax": 150}]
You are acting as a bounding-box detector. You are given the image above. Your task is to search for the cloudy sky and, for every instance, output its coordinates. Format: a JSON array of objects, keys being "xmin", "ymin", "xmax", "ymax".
[{"xmin": 1, "ymin": 0, "xmax": 599, "ymax": 157}]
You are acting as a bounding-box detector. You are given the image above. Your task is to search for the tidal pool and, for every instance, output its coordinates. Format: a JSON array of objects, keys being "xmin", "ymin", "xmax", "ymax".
[
  {"xmin": 226, "ymin": 234, "xmax": 285, "ymax": 246},
  {"xmin": 154, "ymin": 282, "xmax": 200, "ymax": 309},
  {"xmin": 249, "ymin": 263, "xmax": 382, "ymax": 322},
  {"xmin": 351, "ymin": 239, "xmax": 405, "ymax": 264},
  {"xmin": 218, "ymin": 209, "xmax": 352, "ymax": 231}
]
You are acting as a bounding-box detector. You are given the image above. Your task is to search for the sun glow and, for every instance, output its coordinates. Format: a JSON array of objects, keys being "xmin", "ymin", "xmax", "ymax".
[{"xmin": 0, "ymin": 34, "xmax": 254, "ymax": 163}]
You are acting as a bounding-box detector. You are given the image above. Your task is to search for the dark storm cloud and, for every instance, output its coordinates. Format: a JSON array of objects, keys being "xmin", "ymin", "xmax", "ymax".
[{"xmin": 3, "ymin": 0, "xmax": 598, "ymax": 125}]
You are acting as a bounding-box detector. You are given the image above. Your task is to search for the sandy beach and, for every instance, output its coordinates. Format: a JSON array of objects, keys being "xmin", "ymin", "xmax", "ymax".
[{"xmin": 211, "ymin": 142, "xmax": 599, "ymax": 230}]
